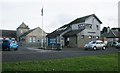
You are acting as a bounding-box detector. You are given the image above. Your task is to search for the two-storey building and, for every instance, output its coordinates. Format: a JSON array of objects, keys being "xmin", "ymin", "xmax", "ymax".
[{"xmin": 46, "ymin": 14, "xmax": 102, "ymax": 48}]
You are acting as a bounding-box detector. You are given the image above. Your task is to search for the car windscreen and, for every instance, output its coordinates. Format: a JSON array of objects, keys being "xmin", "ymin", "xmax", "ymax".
[{"xmin": 89, "ymin": 41, "xmax": 96, "ymax": 44}]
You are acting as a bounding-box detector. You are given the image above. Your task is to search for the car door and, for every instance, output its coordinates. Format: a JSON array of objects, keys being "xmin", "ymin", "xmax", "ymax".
[{"xmin": 96, "ymin": 42, "xmax": 101, "ymax": 48}]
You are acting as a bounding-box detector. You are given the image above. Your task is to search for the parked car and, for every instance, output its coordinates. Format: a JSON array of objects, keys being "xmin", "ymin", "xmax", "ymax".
[
  {"xmin": 2, "ymin": 39, "xmax": 10, "ymax": 51},
  {"xmin": 84, "ymin": 40, "xmax": 106, "ymax": 50},
  {"xmin": 116, "ymin": 42, "xmax": 120, "ymax": 49},
  {"xmin": 10, "ymin": 40, "xmax": 18, "ymax": 50},
  {"xmin": 111, "ymin": 41, "xmax": 118, "ymax": 47},
  {"xmin": 2, "ymin": 38, "xmax": 18, "ymax": 51}
]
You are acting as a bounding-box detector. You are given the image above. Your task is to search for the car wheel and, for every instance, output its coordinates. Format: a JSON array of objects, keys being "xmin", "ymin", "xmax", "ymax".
[
  {"xmin": 93, "ymin": 47, "xmax": 97, "ymax": 50},
  {"xmin": 85, "ymin": 48, "xmax": 88, "ymax": 50},
  {"xmin": 102, "ymin": 46, "xmax": 105, "ymax": 50},
  {"xmin": 14, "ymin": 48, "xmax": 18, "ymax": 51},
  {"xmin": 2, "ymin": 48, "xmax": 5, "ymax": 51}
]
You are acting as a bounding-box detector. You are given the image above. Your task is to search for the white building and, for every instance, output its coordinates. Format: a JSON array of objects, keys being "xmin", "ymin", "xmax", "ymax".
[{"xmin": 47, "ymin": 14, "xmax": 102, "ymax": 48}]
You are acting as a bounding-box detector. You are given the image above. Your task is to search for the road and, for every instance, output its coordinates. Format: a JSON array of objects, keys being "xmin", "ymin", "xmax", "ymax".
[{"xmin": 1, "ymin": 47, "xmax": 119, "ymax": 62}]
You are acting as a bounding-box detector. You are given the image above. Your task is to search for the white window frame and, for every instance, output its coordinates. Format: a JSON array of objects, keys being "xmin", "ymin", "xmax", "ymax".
[
  {"xmin": 33, "ymin": 37, "xmax": 36, "ymax": 43},
  {"xmin": 29, "ymin": 37, "xmax": 32, "ymax": 43},
  {"xmin": 21, "ymin": 30, "xmax": 23, "ymax": 33}
]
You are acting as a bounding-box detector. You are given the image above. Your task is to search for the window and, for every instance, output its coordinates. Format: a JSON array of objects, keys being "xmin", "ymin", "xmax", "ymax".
[
  {"xmin": 89, "ymin": 35, "xmax": 92, "ymax": 39},
  {"xmin": 33, "ymin": 37, "xmax": 36, "ymax": 42},
  {"xmin": 96, "ymin": 36, "xmax": 99, "ymax": 39},
  {"xmin": 96, "ymin": 25, "xmax": 99, "ymax": 30},
  {"xmin": 29, "ymin": 37, "xmax": 32, "ymax": 43},
  {"xmin": 78, "ymin": 24, "xmax": 85, "ymax": 29},
  {"xmin": 21, "ymin": 30, "xmax": 23, "ymax": 33},
  {"xmin": 85, "ymin": 24, "xmax": 92, "ymax": 29},
  {"xmin": 67, "ymin": 38, "xmax": 69, "ymax": 41}
]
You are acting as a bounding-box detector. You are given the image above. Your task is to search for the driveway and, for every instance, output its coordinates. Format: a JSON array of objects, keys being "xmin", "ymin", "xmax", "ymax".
[{"xmin": 2, "ymin": 47, "xmax": 118, "ymax": 62}]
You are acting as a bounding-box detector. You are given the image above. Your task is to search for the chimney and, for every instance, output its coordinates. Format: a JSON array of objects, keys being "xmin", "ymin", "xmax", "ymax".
[{"xmin": 107, "ymin": 26, "xmax": 110, "ymax": 33}]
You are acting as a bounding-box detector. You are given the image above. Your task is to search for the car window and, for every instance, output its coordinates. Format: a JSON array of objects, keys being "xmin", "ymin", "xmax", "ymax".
[
  {"xmin": 3, "ymin": 40, "xmax": 10, "ymax": 43},
  {"xmin": 91, "ymin": 41, "xmax": 96, "ymax": 44}
]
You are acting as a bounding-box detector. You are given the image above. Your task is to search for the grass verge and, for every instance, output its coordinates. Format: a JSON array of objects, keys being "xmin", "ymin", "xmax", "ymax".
[{"xmin": 2, "ymin": 53, "xmax": 118, "ymax": 71}]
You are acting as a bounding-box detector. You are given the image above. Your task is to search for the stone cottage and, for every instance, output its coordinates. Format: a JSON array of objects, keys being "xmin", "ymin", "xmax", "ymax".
[{"xmin": 17, "ymin": 22, "xmax": 47, "ymax": 47}]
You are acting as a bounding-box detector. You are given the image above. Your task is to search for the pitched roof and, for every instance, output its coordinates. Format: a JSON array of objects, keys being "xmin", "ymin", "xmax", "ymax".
[
  {"xmin": 59, "ymin": 14, "xmax": 102, "ymax": 29},
  {"xmin": 46, "ymin": 27, "xmax": 69, "ymax": 37},
  {"xmin": 112, "ymin": 30, "xmax": 120, "ymax": 38},
  {"xmin": 63, "ymin": 30, "xmax": 83, "ymax": 37},
  {"xmin": 101, "ymin": 29, "xmax": 120, "ymax": 38},
  {"xmin": 20, "ymin": 27, "xmax": 46, "ymax": 37},
  {"xmin": 20, "ymin": 27, "xmax": 37, "ymax": 37},
  {"xmin": 17, "ymin": 22, "xmax": 30, "ymax": 29}
]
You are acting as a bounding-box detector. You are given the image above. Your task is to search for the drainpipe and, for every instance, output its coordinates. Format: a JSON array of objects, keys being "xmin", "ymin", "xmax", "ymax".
[{"xmin": 60, "ymin": 35, "xmax": 63, "ymax": 50}]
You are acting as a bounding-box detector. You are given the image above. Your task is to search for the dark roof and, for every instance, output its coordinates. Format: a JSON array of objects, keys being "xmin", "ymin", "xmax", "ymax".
[
  {"xmin": 0, "ymin": 30, "xmax": 17, "ymax": 39},
  {"xmin": 112, "ymin": 30, "xmax": 120, "ymax": 38},
  {"xmin": 46, "ymin": 28, "xmax": 68, "ymax": 37},
  {"xmin": 47, "ymin": 14, "xmax": 102, "ymax": 38},
  {"xmin": 63, "ymin": 30, "xmax": 83, "ymax": 37},
  {"xmin": 60, "ymin": 14, "xmax": 102, "ymax": 29},
  {"xmin": 20, "ymin": 28, "xmax": 37, "ymax": 37},
  {"xmin": 111, "ymin": 28, "xmax": 120, "ymax": 31},
  {"xmin": 101, "ymin": 29, "xmax": 120, "ymax": 38}
]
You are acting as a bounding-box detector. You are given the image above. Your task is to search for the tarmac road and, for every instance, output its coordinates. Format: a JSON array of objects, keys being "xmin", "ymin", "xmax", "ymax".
[{"xmin": 1, "ymin": 47, "xmax": 119, "ymax": 62}]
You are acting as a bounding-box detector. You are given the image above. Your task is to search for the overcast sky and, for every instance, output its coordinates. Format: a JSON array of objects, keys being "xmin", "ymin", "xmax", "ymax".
[{"xmin": 0, "ymin": 0, "xmax": 119, "ymax": 33}]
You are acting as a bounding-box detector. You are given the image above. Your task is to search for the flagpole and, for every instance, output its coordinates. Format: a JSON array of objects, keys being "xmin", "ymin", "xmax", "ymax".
[{"xmin": 41, "ymin": 6, "xmax": 43, "ymax": 48}]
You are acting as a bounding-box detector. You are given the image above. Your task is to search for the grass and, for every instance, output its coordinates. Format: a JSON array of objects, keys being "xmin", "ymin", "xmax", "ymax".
[{"xmin": 2, "ymin": 53, "xmax": 118, "ymax": 71}]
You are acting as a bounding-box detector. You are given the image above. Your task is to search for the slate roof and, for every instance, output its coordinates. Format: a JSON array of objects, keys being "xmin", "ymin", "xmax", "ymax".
[
  {"xmin": 101, "ymin": 28, "xmax": 120, "ymax": 38},
  {"xmin": 46, "ymin": 27, "xmax": 69, "ymax": 37},
  {"xmin": 101, "ymin": 30, "xmax": 115, "ymax": 38},
  {"xmin": 59, "ymin": 14, "xmax": 102, "ymax": 29},
  {"xmin": 63, "ymin": 30, "xmax": 83, "ymax": 37}
]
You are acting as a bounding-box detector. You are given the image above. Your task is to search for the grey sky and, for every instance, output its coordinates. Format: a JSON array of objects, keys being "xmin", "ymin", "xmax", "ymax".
[{"xmin": 0, "ymin": 0, "xmax": 119, "ymax": 33}]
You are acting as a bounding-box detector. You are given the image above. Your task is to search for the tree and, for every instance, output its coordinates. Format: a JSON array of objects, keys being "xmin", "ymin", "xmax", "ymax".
[{"xmin": 101, "ymin": 27, "xmax": 108, "ymax": 34}]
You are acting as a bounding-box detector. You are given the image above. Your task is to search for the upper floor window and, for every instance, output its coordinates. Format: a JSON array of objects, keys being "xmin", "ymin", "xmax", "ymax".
[
  {"xmin": 21, "ymin": 30, "xmax": 23, "ymax": 33},
  {"xmin": 85, "ymin": 24, "xmax": 92, "ymax": 29},
  {"xmin": 33, "ymin": 37, "xmax": 36, "ymax": 43},
  {"xmin": 96, "ymin": 25, "xmax": 99, "ymax": 30},
  {"xmin": 29, "ymin": 37, "xmax": 32, "ymax": 43},
  {"xmin": 78, "ymin": 24, "xmax": 85, "ymax": 29}
]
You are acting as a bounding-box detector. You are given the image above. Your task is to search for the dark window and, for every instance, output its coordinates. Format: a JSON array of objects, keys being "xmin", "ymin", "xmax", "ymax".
[
  {"xmin": 85, "ymin": 24, "xmax": 92, "ymax": 29},
  {"xmin": 96, "ymin": 25, "xmax": 99, "ymax": 30}
]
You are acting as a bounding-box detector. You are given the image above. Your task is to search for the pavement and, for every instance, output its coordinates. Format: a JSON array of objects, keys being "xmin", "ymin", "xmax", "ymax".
[{"xmin": 2, "ymin": 47, "xmax": 119, "ymax": 62}]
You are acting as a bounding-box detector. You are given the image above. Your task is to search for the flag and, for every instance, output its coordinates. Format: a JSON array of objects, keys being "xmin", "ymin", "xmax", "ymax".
[{"xmin": 41, "ymin": 8, "xmax": 43, "ymax": 16}]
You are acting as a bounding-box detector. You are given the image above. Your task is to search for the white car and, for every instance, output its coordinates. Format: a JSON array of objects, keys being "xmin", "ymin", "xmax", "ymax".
[
  {"xmin": 116, "ymin": 42, "xmax": 120, "ymax": 49},
  {"xmin": 84, "ymin": 40, "xmax": 106, "ymax": 50}
]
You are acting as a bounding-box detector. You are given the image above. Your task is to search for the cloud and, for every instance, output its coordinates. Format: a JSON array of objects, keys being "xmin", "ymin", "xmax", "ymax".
[{"xmin": 0, "ymin": 0, "xmax": 119, "ymax": 33}]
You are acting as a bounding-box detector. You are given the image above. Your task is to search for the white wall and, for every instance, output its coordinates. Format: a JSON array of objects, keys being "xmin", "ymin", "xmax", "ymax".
[
  {"xmin": 80, "ymin": 16, "xmax": 101, "ymax": 36},
  {"xmin": 71, "ymin": 23, "xmax": 84, "ymax": 30}
]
